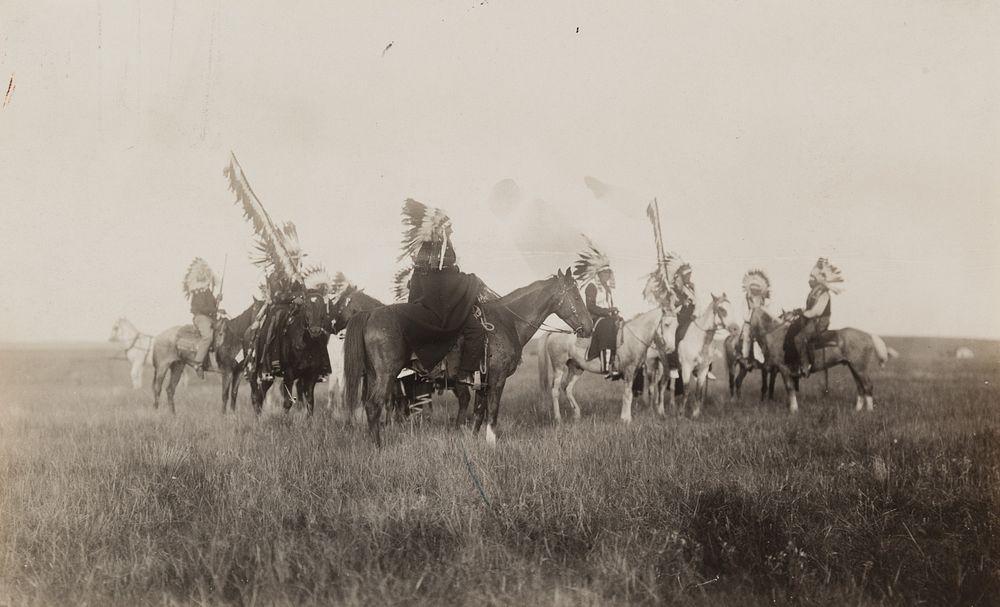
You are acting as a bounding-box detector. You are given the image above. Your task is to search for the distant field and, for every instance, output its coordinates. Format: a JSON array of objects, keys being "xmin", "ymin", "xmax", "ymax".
[{"xmin": 0, "ymin": 337, "xmax": 997, "ymax": 605}]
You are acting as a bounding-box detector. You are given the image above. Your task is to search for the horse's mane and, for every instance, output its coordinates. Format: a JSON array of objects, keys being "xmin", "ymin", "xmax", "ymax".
[
  {"xmin": 496, "ymin": 276, "xmax": 552, "ymax": 304},
  {"xmin": 352, "ymin": 290, "xmax": 384, "ymax": 308},
  {"xmin": 228, "ymin": 300, "xmax": 263, "ymax": 335}
]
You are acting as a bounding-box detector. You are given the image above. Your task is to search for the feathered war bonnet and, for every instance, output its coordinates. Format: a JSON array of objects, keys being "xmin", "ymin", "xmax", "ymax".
[
  {"xmin": 302, "ymin": 265, "xmax": 333, "ymax": 296},
  {"xmin": 572, "ymin": 235, "xmax": 613, "ymax": 287},
  {"xmin": 399, "ymin": 199, "xmax": 455, "ymax": 270},
  {"xmin": 393, "ymin": 266, "xmax": 413, "ymax": 302},
  {"xmin": 182, "ymin": 258, "xmax": 216, "ymax": 299},
  {"xmin": 809, "ymin": 257, "xmax": 844, "ymax": 294},
  {"xmin": 741, "ymin": 269, "xmax": 771, "ymax": 305},
  {"xmin": 643, "ymin": 251, "xmax": 682, "ymax": 309}
]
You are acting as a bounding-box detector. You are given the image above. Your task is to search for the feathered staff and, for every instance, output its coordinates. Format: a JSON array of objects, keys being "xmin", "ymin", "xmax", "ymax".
[
  {"xmin": 224, "ymin": 152, "xmax": 303, "ymax": 286},
  {"xmin": 398, "ymin": 198, "xmax": 452, "ymax": 268},
  {"xmin": 642, "ymin": 199, "xmax": 675, "ymax": 307}
]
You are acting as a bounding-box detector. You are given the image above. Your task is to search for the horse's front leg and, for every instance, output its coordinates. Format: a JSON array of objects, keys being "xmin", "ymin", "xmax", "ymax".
[
  {"xmin": 484, "ymin": 376, "xmax": 507, "ymax": 446},
  {"xmin": 777, "ymin": 366, "xmax": 799, "ymax": 413},
  {"xmin": 564, "ymin": 367, "xmax": 584, "ymax": 421},
  {"xmin": 619, "ymin": 367, "xmax": 635, "ymax": 423},
  {"xmin": 302, "ymin": 378, "xmax": 316, "ymax": 417},
  {"xmin": 452, "ymin": 385, "xmax": 471, "ymax": 428},
  {"xmin": 221, "ymin": 368, "xmax": 232, "ymax": 414}
]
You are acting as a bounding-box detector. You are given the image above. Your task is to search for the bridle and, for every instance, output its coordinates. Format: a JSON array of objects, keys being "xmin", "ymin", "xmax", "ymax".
[
  {"xmin": 694, "ymin": 300, "xmax": 728, "ymax": 333},
  {"xmin": 502, "ymin": 277, "xmax": 587, "ymax": 335}
]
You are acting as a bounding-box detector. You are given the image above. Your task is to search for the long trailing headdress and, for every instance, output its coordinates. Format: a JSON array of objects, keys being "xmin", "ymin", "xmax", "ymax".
[
  {"xmin": 398, "ymin": 198, "xmax": 453, "ymax": 269},
  {"xmin": 742, "ymin": 269, "xmax": 771, "ymax": 302},
  {"xmin": 393, "ymin": 266, "xmax": 413, "ymax": 302},
  {"xmin": 572, "ymin": 235, "xmax": 612, "ymax": 286},
  {"xmin": 182, "ymin": 257, "xmax": 216, "ymax": 299},
  {"xmin": 224, "ymin": 152, "xmax": 303, "ymax": 288},
  {"xmin": 809, "ymin": 257, "xmax": 844, "ymax": 294}
]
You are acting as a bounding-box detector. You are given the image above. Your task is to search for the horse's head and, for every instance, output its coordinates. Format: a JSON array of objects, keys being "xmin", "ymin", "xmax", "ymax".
[
  {"xmin": 108, "ymin": 318, "xmax": 124, "ymax": 342},
  {"xmin": 301, "ymin": 290, "xmax": 332, "ymax": 340},
  {"xmin": 655, "ymin": 308, "xmax": 679, "ymax": 356},
  {"xmin": 329, "ymin": 285, "xmax": 360, "ymax": 334},
  {"xmin": 554, "ymin": 267, "xmax": 593, "ymax": 337},
  {"xmin": 709, "ymin": 293, "xmax": 731, "ymax": 331}
]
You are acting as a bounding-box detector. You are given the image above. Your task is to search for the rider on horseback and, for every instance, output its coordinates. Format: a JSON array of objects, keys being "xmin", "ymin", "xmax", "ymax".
[
  {"xmin": 788, "ymin": 257, "xmax": 843, "ymax": 377},
  {"xmin": 672, "ymin": 262, "xmax": 697, "ymax": 344},
  {"xmin": 397, "ymin": 199, "xmax": 489, "ymax": 391},
  {"xmin": 739, "ymin": 269, "xmax": 771, "ymax": 366},
  {"xmin": 574, "ymin": 237, "xmax": 621, "ymax": 380},
  {"xmin": 183, "ymin": 258, "xmax": 219, "ymax": 380}
]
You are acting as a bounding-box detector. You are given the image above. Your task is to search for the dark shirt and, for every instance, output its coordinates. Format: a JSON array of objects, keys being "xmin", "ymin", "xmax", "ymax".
[
  {"xmin": 190, "ymin": 289, "xmax": 218, "ymax": 317},
  {"xmin": 584, "ymin": 283, "xmax": 614, "ymax": 318},
  {"xmin": 805, "ymin": 286, "xmax": 832, "ymax": 319}
]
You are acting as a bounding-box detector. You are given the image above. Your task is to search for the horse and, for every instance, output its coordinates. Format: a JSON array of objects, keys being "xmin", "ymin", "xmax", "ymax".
[
  {"xmin": 538, "ymin": 307, "xmax": 677, "ymax": 423},
  {"xmin": 656, "ymin": 294, "xmax": 731, "ymax": 418},
  {"xmin": 248, "ymin": 290, "xmax": 332, "ymax": 416},
  {"xmin": 722, "ymin": 323, "xmax": 777, "ymax": 402},
  {"xmin": 344, "ymin": 268, "xmax": 593, "ymax": 447},
  {"xmin": 327, "ymin": 285, "xmax": 384, "ymax": 418},
  {"xmin": 748, "ymin": 303, "xmax": 892, "ymax": 412},
  {"xmin": 108, "ymin": 318, "xmax": 157, "ymax": 389},
  {"xmin": 215, "ymin": 300, "xmax": 263, "ymax": 413},
  {"xmin": 151, "ymin": 311, "xmax": 232, "ymax": 413}
]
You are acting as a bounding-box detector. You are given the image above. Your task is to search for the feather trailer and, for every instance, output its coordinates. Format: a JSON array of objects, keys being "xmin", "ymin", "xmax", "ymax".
[
  {"xmin": 398, "ymin": 198, "xmax": 453, "ymax": 263},
  {"xmin": 809, "ymin": 257, "xmax": 844, "ymax": 293},
  {"xmin": 224, "ymin": 152, "xmax": 302, "ymax": 284},
  {"xmin": 741, "ymin": 269, "xmax": 771, "ymax": 300},
  {"xmin": 182, "ymin": 257, "xmax": 216, "ymax": 299},
  {"xmin": 642, "ymin": 257, "xmax": 674, "ymax": 307},
  {"xmin": 572, "ymin": 235, "xmax": 612, "ymax": 286},
  {"xmin": 393, "ymin": 266, "xmax": 413, "ymax": 302}
]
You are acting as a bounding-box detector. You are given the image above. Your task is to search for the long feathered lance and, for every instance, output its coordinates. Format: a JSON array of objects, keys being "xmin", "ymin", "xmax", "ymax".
[
  {"xmin": 224, "ymin": 152, "xmax": 302, "ymax": 284},
  {"xmin": 643, "ymin": 198, "xmax": 675, "ymax": 307}
]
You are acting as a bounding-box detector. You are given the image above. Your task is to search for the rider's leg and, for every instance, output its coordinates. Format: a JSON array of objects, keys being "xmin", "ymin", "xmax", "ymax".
[
  {"xmin": 458, "ymin": 314, "xmax": 486, "ymax": 389},
  {"xmin": 192, "ymin": 314, "xmax": 213, "ymax": 379}
]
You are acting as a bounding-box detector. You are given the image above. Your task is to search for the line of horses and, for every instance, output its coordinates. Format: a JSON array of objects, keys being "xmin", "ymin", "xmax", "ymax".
[{"xmin": 111, "ymin": 269, "xmax": 894, "ymax": 446}]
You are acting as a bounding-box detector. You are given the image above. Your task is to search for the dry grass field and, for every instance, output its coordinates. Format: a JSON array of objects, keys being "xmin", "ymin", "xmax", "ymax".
[{"xmin": 1, "ymin": 337, "xmax": 997, "ymax": 606}]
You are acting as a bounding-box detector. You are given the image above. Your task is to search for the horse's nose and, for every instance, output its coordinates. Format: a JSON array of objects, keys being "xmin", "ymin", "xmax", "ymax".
[{"xmin": 308, "ymin": 326, "xmax": 327, "ymax": 338}]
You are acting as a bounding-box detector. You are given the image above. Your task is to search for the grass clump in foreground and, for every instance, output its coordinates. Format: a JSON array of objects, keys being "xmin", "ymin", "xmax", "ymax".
[{"xmin": 0, "ymin": 345, "xmax": 997, "ymax": 605}]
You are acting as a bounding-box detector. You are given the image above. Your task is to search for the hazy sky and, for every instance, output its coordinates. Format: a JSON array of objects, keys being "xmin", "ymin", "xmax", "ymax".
[{"xmin": 2, "ymin": 1, "xmax": 998, "ymax": 342}]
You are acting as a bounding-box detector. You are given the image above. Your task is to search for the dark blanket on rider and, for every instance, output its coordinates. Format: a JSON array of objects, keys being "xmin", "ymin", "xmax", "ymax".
[
  {"xmin": 390, "ymin": 267, "xmax": 483, "ymax": 369},
  {"xmin": 586, "ymin": 317, "xmax": 619, "ymax": 361}
]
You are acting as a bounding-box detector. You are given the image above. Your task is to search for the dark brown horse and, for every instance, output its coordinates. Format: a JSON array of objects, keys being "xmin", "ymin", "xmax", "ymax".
[
  {"xmin": 216, "ymin": 300, "xmax": 263, "ymax": 413},
  {"xmin": 249, "ymin": 290, "xmax": 332, "ymax": 416},
  {"xmin": 723, "ymin": 324, "xmax": 777, "ymax": 402},
  {"xmin": 344, "ymin": 269, "xmax": 593, "ymax": 447},
  {"xmin": 748, "ymin": 304, "xmax": 892, "ymax": 413}
]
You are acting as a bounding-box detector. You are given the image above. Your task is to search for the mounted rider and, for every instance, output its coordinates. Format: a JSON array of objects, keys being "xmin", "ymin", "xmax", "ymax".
[
  {"xmin": 182, "ymin": 258, "xmax": 220, "ymax": 380},
  {"xmin": 788, "ymin": 257, "xmax": 843, "ymax": 377},
  {"xmin": 574, "ymin": 236, "xmax": 621, "ymax": 380},
  {"xmin": 393, "ymin": 199, "xmax": 490, "ymax": 390},
  {"xmin": 739, "ymin": 269, "xmax": 771, "ymax": 365}
]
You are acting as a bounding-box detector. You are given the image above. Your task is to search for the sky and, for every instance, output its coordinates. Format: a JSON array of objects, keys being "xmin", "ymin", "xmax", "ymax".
[{"xmin": 1, "ymin": 0, "xmax": 998, "ymax": 342}]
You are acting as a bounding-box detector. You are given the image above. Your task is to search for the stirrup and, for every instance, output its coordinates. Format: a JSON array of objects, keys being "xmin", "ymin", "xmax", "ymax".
[{"xmin": 458, "ymin": 370, "xmax": 486, "ymax": 391}]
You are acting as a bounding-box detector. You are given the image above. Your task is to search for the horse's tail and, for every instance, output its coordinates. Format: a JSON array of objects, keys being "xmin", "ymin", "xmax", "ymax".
[
  {"xmin": 537, "ymin": 333, "xmax": 552, "ymax": 391},
  {"xmin": 870, "ymin": 333, "xmax": 896, "ymax": 367},
  {"xmin": 343, "ymin": 310, "xmax": 372, "ymax": 409}
]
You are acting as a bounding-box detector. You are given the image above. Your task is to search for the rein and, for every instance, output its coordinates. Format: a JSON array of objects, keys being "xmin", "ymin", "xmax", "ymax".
[{"xmin": 498, "ymin": 281, "xmax": 580, "ymax": 335}]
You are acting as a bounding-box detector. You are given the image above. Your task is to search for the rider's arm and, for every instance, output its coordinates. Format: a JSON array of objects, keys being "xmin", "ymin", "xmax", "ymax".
[
  {"xmin": 802, "ymin": 291, "xmax": 829, "ymax": 318},
  {"xmin": 585, "ymin": 283, "xmax": 612, "ymax": 317}
]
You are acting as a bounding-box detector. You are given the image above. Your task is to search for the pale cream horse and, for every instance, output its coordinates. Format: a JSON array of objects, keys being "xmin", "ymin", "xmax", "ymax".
[
  {"xmin": 109, "ymin": 317, "xmax": 188, "ymax": 389},
  {"xmin": 647, "ymin": 294, "xmax": 730, "ymax": 418},
  {"xmin": 538, "ymin": 307, "xmax": 677, "ymax": 423}
]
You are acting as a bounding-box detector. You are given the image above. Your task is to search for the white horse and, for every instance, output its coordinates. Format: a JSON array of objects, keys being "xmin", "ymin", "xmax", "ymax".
[
  {"xmin": 109, "ymin": 317, "xmax": 168, "ymax": 389},
  {"xmin": 654, "ymin": 294, "xmax": 731, "ymax": 418},
  {"xmin": 538, "ymin": 307, "xmax": 677, "ymax": 423}
]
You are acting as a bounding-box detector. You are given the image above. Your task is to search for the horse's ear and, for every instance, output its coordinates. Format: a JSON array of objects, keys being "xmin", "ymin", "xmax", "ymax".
[
  {"xmin": 556, "ymin": 268, "xmax": 563, "ymax": 277},
  {"xmin": 565, "ymin": 266, "xmax": 573, "ymax": 278}
]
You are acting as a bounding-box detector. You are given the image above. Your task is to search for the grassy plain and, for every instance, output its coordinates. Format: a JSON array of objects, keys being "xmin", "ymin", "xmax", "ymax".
[{"xmin": 0, "ymin": 337, "xmax": 997, "ymax": 605}]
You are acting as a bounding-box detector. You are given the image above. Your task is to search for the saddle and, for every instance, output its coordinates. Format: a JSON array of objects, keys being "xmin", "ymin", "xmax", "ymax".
[{"xmin": 175, "ymin": 323, "xmax": 218, "ymax": 354}]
